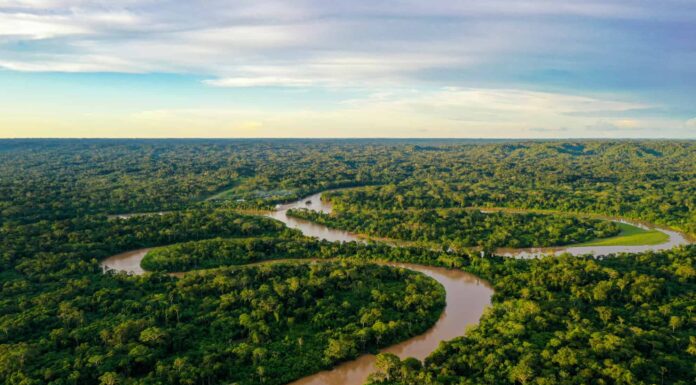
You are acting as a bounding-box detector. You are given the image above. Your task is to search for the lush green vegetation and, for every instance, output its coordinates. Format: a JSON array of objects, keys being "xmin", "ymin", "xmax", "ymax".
[
  {"xmin": 367, "ymin": 246, "xmax": 696, "ymax": 385},
  {"xmin": 143, "ymin": 236, "xmax": 695, "ymax": 385},
  {"xmin": 0, "ymin": 208, "xmax": 445, "ymax": 384},
  {"xmin": 0, "ymin": 209, "xmax": 294, "ymax": 281},
  {"xmin": 0, "ymin": 139, "xmax": 395, "ymax": 223},
  {"xmin": 141, "ymin": 236, "xmax": 469, "ymax": 273},
  {"xmin": 1, "ymin": 139, "xmax": 694, "ymax": 385},
  {"xmin": 2, "ymin": 140, "xmax": 694, "ymax": 236},
  {"xmin": 141, "ymin": 237, "xmax": 318, "ymax": 272},
  {"xmin": 287, "ymin": 208, "xmax": 620, "ymax": 249},
  {"xmin": 1, "ymin": 259, "xmax": 444, "ymax": 385},
  {"xmin": 575, "ymin": 222, "xmax": 669, "ymax": 246}
]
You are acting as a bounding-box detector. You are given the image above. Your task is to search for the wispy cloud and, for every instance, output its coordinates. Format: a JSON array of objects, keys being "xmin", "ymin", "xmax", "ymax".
[
  {"xmin": 1, "ymin": 1, "xmax": 694, "ymax": 87},
  {"xmin": 118, "ymin": 88, "xmax": 681, "ymax": 138},
  {"xmin": 0, "ymin": 1, "xmax": 694, "ymax": 137},
  {"xmin": 0, "ymin": 12, "xmax": 87, "ymax": 39}
]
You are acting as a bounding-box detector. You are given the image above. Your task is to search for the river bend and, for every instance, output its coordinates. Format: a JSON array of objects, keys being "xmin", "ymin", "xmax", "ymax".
[{"xmin": 101, "ymin": 191, "xmax": 689, "ymax": 385}]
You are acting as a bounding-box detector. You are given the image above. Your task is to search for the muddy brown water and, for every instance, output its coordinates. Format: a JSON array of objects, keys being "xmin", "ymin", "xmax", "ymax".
[
  {"xmin": 102, "ymin": 252, "xmax": 491, "ymax": 385},
  {"xmin": 285, "ymin": 261, "xmax": 491, "ymax": 385},
  {"xmin": 266, "ymin": 192, "xmax": 361, "ymax": 242},
  {"xmin": 100, "ymin": 191, "xmax": 689, "ymax": 385},
  {"xmin": 101, "ymin": 192, "xmax": 494, "ymax": 385}
]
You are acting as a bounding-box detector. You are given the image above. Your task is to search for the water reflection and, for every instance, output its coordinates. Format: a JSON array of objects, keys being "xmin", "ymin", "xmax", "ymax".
[
  {"xmin": 496, "ymin": 220, "xmax": 689, "ymax": 258},
  {"xmin": 100, "ymin": 190, "xmax": 690, "ymax": 385},
  {"xmin": 101, "ymin": 248, "xmax": 150, "ymax": 275},
  {"xmin": 266, "ymin": 192, "xmax": 363, "ymax": 243},
  {"xmin": 100, "ymin": 192, "xmax": 494, "ymax": 385},
  {"xmin": 288, "ymin": 263, "xmax": 492, "ymax": 385}
]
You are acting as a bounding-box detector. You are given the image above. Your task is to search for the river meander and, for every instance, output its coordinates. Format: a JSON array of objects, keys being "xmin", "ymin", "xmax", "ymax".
[{"xmin": 100, "ymin": 191, "xmax": 689, "ymax": 385}]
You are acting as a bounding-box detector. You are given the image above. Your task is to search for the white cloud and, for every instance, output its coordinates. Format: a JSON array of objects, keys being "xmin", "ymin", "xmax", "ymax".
[
  {"xmin": 2, "ymin": 86, "xmax": 688, "ymax": 138},
  {"xmin": 118, "ymin": 88, "xmax": 673, "ymax": 138},
  {"xmin": 204, "ymin": 76, "xmax": 315, "ymax": 88},
  {"xmin": 0, "ymin": 53, "xmax": 153, "ymax": 72},
  {"xmin": 685, "ymin": 118, "xmax": 696, "ymax": 128},
  {"xmin": 0, "ymin": 12, "xmax": 88, "ymax": 39},
  {"xmin": 202, "ymin": 52, "xmax": 469, "ymax": 88},
  {"xmin": 1, "ymin": 0, "xmax": 692, "ymax": 86},
  {"xmin": 344, "ymin": 88, "xmax": 650, "ymax": 124},
  {"xmin": 0, "ymin": 0, "xmax": 692, "ymax": 138}
]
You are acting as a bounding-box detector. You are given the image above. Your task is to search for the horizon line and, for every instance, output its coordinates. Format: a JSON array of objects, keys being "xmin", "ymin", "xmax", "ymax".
[{"xmin": 1, "ymin": 137, "xmax": 695, "ymax": 141}]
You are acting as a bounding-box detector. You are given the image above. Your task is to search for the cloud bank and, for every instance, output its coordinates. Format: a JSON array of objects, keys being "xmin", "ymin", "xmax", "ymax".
[{"xmin": 0, "ymin": 0, "xmax": 694, "ymax": 137}]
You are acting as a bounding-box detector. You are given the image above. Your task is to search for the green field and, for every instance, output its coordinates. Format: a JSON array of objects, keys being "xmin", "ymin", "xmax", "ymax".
[
  {"xmin": 205, "ymin": 178, "xmax": 295, "ymax": 201},
  {"xmin": 575, "ymin": 222, "xmax": 669, "ymax": 246}
]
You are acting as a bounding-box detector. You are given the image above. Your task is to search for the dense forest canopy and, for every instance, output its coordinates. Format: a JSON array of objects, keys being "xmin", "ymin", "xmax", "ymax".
[
  {"xmin": 286, "ymin": 207, "xmax": 620, "ymax": 249},
  {"xmin": 0, "ymin": 139, "xmax": 694, "ymax": 385},
  {"xmin": 0, "ymin": 208, "xmax": 446, "ymax": 384},
  {"xmin": 140, "ymin": 236, "xmax": 494, "ymax": 273},
  {"xmin": 367, "ymin": 247, "xmax": 696, "ymax": 385},
  {"xmin": 1, "ymin": 139, "xmax": 694, "ymax": 235},
  {"xmin": 3, "ymin": 258, "xmax": 445, "ymax": 385}
]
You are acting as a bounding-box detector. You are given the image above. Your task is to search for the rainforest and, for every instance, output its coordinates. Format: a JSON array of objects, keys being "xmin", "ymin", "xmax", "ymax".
[{"xmin": 0, "ymin": 139, "xmax": 694, "ymax": 385}]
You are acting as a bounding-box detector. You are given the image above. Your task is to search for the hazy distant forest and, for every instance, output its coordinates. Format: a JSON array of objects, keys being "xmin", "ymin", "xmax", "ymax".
[{"xmin": 0, "ymin": 139, "xmax": 694, "ymax": 385}]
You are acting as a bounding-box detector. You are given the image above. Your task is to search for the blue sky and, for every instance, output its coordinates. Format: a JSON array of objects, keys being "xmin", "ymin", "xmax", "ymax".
[{"xmin": 0, "ymin": 0, "xmax": 694, "ymax": 138}]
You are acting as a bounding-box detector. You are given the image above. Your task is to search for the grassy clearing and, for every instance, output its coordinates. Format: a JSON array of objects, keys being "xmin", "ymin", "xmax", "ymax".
[
  {"xmin": 206, "ymin": 187, "xmax": 240, "ymax": 201},
  {"xmin": 205, "ymin": 177, "xmax": 296, "ymax": 201},
  {"xmin": 575, "ymin": 222, "xmax": 669, "ymax": 246}
]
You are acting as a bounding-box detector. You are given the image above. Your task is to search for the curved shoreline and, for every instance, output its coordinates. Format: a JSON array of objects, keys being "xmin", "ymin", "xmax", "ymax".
[
  {"xmin": 100, "ymin": 192, "xmax": 494, "ymax": 385},
  {"xmin": 280, "ymin": 192, "xmax": 691, "ymax": 258},
  {"xmin": 100, "ymin": 190, "xmax": 691, "ymax": 385},
  {"xmin": 100, "ymin": 253, "xmax": 493, "ymax": 385},
  {"xmin": 286, "ymin": 261, "xmax": 491, "ymax": 385}
]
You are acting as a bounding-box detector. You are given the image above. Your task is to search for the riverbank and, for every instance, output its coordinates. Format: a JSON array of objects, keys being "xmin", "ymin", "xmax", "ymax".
[
  {"xmin": 100, "ymin": 189, "xmax": 692, "ymax": 385},
  {"xmin": 100, "ymin": 191, "xmax": 494, "ymax": 385}
]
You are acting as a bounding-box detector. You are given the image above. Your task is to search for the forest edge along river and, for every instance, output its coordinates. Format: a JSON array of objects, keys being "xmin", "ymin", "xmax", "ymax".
[
  {"xmin": 100, "ymin": 193, "xmax": 494, "ymax": 385},
  {"xmin": 100, "ymin": 191, "xmax": 691, "ymax": 385}
]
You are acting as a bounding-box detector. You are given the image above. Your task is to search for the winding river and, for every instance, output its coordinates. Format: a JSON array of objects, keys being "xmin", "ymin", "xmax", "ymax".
[
  {"xmin": 496, "ymin": 223, "xmax": 689, "ymax": 258},
  {"xmin": 100, "ymin": 191, "xmax": 690, "ymax": 385}
]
